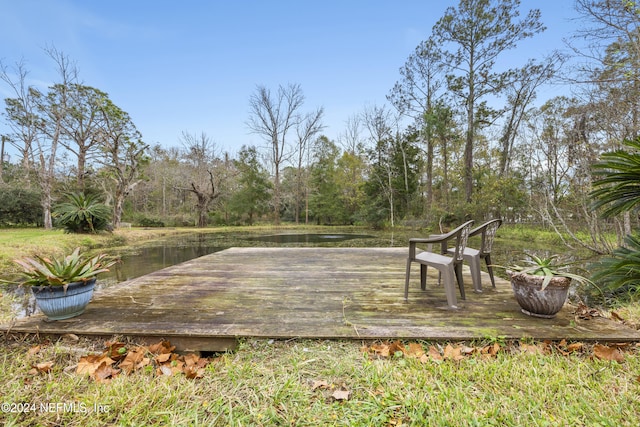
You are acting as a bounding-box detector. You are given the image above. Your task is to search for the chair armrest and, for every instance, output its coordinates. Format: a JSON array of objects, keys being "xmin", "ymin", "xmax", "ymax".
[
  {"xmin": 409, "ymin": 228, "xmax": 458, "ymax": 245},
  {"xmin": 409, "ymin": 230, "xmax": 458, "ymax": 256}
]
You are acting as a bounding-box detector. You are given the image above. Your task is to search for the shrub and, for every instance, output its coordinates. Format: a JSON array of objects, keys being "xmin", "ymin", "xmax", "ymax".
[
  {"xmin": 137, "ymin": 216, "xmax": 165, "ymax": 227},
  {"xmin": 588, "ymin": 234, "xmax": 640, "ymax": 306},
  {"xmin": 53, "ymin": 192, "xmax": 111, "ymax": 234},
  {"xmin": 0, "ymin": 188, "xmax": 42, "ymax": 226}
]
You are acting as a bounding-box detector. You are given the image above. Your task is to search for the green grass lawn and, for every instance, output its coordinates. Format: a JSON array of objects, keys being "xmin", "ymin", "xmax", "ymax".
[
  {"xmin": 0, "ymin": 336, "xmax": 638, "ymax": 426},
  {"xmin": 1, "ymin": 226, "xmax": 638, "ymax": 426}
]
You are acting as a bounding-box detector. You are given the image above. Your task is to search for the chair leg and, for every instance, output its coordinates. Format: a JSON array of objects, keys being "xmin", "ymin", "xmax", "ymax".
[
  {"xmin": 420, "ymin": 265, "xmax": 427, "ymax": 290},
  {"xmin": 454, "ymin": 263, "xmax": 466, "ymax": 300},
  {"xmin": 404, "ymin": 258, "xmax": 412, "ymax": 301},
  {"xmin": 484, "ymin": 254, "xmax": 496, "ymax": 288},
  {"xmin": 442, "ymin": 267, "xmax": 458, "ymax": 309},
  {"xmin": 468, "ymin": 255, "xmax": 483, "ymax": 293}
]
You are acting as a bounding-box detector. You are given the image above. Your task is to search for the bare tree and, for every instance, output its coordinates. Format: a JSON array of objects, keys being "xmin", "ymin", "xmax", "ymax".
[
  {"xmin": 1, "ymin": 59, "xmax": 39, "ymax": 172},
  {"xmin": 294, "ymin": 107, "xmax": 324, "ymax": 224},
  {"xmin": 569, "ymin": 1, "xmax": 640, "ymax": 144},
  {"xmin": 96, "ymin": 98, "xmax": 149, "ymax": 228},
  {"xmin": 247, "ymin": 83, "xmax": 304, "ymax": 224},
  {"xmin": 362, "ymin": 104, "xmax": 398, "ymax": 226},
  {"xmin": 178, "ymin": 131, "xmax": 221, "ymax": 227},
  {"xmin": 58, "ymin": 84, "xmax": 109, "ymax": 190},
  {"xmin": 32, "ymin": 47, "xmax": 79, "ymax": 229},
  {"xmin": 337, "ymin": 114, "xmax": 364, "ymax": 155},
  {"xmin": 499, "ymin": 54, "xmax": 563, "ymax": 177}
]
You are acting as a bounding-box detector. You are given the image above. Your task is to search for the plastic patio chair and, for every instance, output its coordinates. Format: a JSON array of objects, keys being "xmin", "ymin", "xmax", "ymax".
[
  {"xmin": 445, "ymin": 219, "xmax": 502, "ymax": 292},
  {"xmin": 404, "ymin": 220, "xmax": 474, "ymax": 309}
]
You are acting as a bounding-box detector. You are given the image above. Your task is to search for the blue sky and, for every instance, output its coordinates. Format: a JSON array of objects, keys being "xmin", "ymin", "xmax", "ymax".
[{"xmin": 0, "ymin": 1, "xmax": 580, "ymax": 155}]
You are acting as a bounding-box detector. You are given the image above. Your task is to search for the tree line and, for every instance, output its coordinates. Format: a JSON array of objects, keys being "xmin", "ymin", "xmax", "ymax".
[{"xmin": 1, "ymin": 0, "xmax": 639, "ymax": 255}]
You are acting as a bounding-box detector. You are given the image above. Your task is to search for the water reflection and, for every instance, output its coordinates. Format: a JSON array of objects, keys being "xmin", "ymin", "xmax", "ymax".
[
  {"xmin": 103, "ymin": 244, "xmax": 224, "ymax": 284},
  {"xmin": 245, "ymin": 233, "xmax": 374, "ymax": 244}
]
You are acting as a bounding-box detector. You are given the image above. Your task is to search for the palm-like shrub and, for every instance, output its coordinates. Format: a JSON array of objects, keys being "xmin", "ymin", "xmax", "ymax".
[
  {"xmin": 54, "ymin": 192, "xmax": 111, "ymax": 233},
  {"xmin": 588, "ymin": 234, "xmax": 640, "ymax": 305},
  {"xmin": 589, "ymin": 137, "xmax": 640, "ymax": 304},
  {"xmin": 590, "ymin": 138, "xmax": 640, "ymax": 217}
]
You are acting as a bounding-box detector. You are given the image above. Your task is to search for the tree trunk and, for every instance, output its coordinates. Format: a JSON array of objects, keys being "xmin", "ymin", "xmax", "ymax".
[
  {"xmin": 0, "ymin": 135, "xmax": 5, "ymax": 184},
  {"xmin": 425, "ymin": 135, "xmax": 433, "ymax": 211},
  {"xmin": 113, "ymin": 192, "xmax": 125, "ymax": 229},
  {"xmin": 273, "ymin": 166, "xmax": 280, "ymax": 225},
  {"xmin": 77, "ymin": 147, "xmax": 87, "ymax": 190},
  {"xmin": 464, "ymin": 105, "xmax": 474, "ymax": 203},
  {"xmin": 42, "ymin": 192, "xmax": 52, "ymax": 229}
]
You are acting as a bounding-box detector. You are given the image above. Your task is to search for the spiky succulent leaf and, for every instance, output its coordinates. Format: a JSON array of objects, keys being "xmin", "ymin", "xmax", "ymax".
[
  {"xmin": 10, "ymin": 247, "xmax": 116, "ymax": 287},
  {"xmin": 506, "ymin": 252, "xmax": 593, "ymax": 290}
]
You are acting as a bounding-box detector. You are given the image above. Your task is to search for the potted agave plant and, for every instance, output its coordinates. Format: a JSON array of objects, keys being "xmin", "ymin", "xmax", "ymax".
[
  {"xmin": 10, "ymin": 248, "xmax": 115, "ymax": 320},
  {"xmin": 506, "ymin": 253, "xmax": 593, "ymax": 319}
]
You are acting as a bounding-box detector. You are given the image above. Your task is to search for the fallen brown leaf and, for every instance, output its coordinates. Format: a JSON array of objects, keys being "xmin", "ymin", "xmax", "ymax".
[
  {"xmin": 183, "ymin": 353, "xmax": 200, "ymax": 367},
  {"xmin": 77, "ymin": 355, "xmax": 115, "ymax": 376},
  {"xmin": 147, "ymin": 340, "xmax": 175, "ymax": 355},
  {"xmin": 332, "ymin": 389, "xmax": 350, "ymax": 401},
  {"xmin": 119, "ymin": 348, "xmax": 150, "ymax": 374},
  {"xmin": 574, "ymin": 302, "xmax": 602, "ymax": 319},
  {"xmin": 33, "ymin": 361, "xmax": 54, "ymax": 374},
  {"xmin": 104, "ymin": 341, "xmax": 128, "ymax": 361},
  {"xmin": 184, "ymin": 365, "xmax": 206, "ymax": 379},
  {"xmin": 155, "ymin": 352, "xmax": 172, "ymax": 363},
  {"xmin": 427, "ymin": 345, "xmax": 442, "ymax": 361},
  {"xmin": 388, "ymin": 341, "xmax": 405, "ymax": 357},
  {"xmin": 405, "ymin": 343, "xmax": 424, "ymax": 359},
  {"xmin": 480, "ymin": 343, "xmax": 501, "ymax": 357},
  {"xmin": 593, "ymin": 344, "xmax": 625, "ymax": 363},
  {"xmin": 369, "ymin": 343, "xmax": 390, "ymax": 358},
  {"xmin": 567, "ymin": 342, "xmax": 584, "ymax": 353},
  {"xmin": 27, "ymin": 345, "xmax": 41, "ymax": 356},
  {"xmin": 460, "ymin": 345, "xmax": 475, "ymax": 356},
  {"xmin": 93, "ymin": 362, "xmax": 119, "ymax": 383},
  {"xmin": 519, "ymin": 343, "xmax": 543, "ymax": 354}
]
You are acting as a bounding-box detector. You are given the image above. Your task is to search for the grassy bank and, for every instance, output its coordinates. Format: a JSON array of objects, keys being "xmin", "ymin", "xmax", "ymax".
[{"xmin": 0, "ymin": 227, "xmax": 202, "ymax": 274}]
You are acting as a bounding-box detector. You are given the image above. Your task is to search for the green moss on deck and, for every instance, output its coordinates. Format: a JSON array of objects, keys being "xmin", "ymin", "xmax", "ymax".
[{"xmin": 2, "ymin": 247, "xmax": 638, "ymax": 351}]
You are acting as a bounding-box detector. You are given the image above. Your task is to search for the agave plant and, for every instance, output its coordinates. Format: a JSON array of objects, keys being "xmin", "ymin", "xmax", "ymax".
[
  {"xmin": 11, "ymin": 247, "xmax": 116, "ymax": 288},
  {"xmin": 507, "ymin": 253, "xmax": 593, "ymax": 291}
]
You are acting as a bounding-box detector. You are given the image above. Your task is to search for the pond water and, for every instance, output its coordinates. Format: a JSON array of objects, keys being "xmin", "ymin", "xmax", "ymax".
[
  {"xmin": 2, "ymin": 229, "xmax": 590, "ymax": 319},
  {"xmin": 245, "ymin": 233, "xmax": 374, "ymax": 244}
]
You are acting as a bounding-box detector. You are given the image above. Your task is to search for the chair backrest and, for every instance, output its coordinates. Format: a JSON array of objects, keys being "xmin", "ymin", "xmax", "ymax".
[
  {"xmin": 472, "ymin": 219, "xmax": 502, "ymax": 255},
  {"xmin": 450, "ymin": 220, "xmax": 475, "ymax": 262}
]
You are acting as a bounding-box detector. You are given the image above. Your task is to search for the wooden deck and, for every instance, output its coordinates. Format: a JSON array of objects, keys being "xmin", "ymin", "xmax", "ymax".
[{"xmin": 2, "ymin": 247, "xmax": 639, "ymax": 351}]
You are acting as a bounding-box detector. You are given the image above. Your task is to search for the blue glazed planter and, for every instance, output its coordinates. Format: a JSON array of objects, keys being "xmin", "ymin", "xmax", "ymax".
[{"xmin": 31, "ymin": 278, "xmax": 97, "ymax": 320}]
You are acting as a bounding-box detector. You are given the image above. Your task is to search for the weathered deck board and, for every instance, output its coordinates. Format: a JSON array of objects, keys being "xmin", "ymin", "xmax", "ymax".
[{"xmin": 2, "ymin": 247, "xmax": 638, "ymax": 351}]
